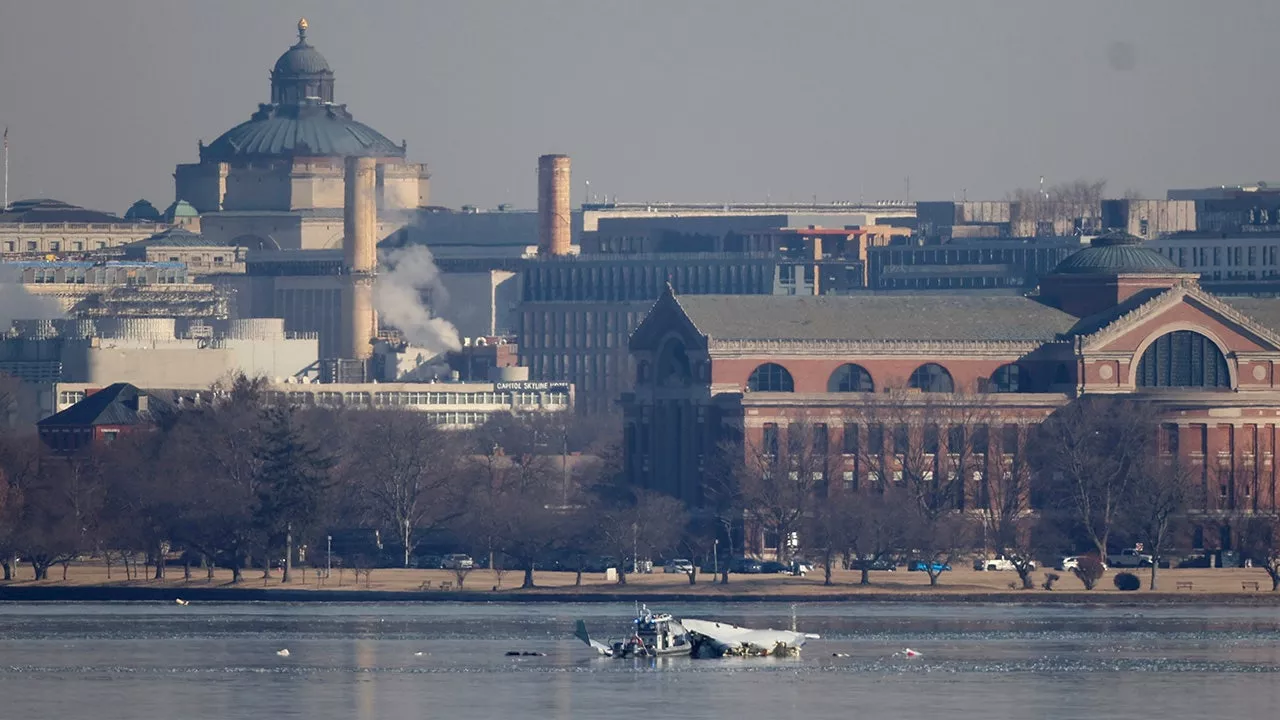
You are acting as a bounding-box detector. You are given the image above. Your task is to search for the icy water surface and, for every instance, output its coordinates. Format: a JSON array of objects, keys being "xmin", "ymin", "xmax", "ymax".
[{"xmin": 0, "ymin": 601, "xmax": 1278, "ymax": 719}]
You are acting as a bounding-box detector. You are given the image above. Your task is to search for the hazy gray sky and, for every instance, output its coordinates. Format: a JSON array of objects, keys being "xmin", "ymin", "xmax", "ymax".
[{"xmin": 0, "ymin": 1, "xmax": 1276, "ymax": 215}]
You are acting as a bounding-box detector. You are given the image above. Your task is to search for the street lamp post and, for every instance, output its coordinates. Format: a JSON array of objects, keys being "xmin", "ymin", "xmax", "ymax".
[
  {"xmin": 326, "ymin": 535, "xmax": 332, "ymax": 580},
  {"xmin": 632, "ymin": 523, "xmax": 638, "ymax": 575},
  {"xmin": 713, "ymin": 539, "xmax": 719, "ymax": 576}
]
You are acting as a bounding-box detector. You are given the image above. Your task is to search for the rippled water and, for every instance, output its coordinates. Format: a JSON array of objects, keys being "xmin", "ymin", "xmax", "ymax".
[{"xmin": 1, "ymin": 601, "xmax": 1277, "ymax": 719}]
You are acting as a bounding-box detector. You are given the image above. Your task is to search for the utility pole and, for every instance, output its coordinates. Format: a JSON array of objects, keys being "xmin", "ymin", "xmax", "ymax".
[{"xmin": 3, "ymin": 126, "xmax": 9, "ymax": 212}]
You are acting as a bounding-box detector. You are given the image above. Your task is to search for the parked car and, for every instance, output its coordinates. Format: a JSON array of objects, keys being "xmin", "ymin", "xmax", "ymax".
[
  {"xmin": 849, "ymin": 556, "xmax": 897, "ymax": 572},
  {"xmin": 730, "ymin": 557, "xmax": 763, "ymax": 574},
  {"xmin": 907, "ymin": 560, "xmax": 952, "ymax": 573},
  {"xmin": 415, "ymin": 554, "xmax": 444, "ymax": 570},
  {"xmin": 789, "ymin": 561, "xmax": 814, "ymax": 576},
  {"xmin": 973, "ymin": 555, "xmax": 1037, "ymax": 572},
  {"xmin": 1107, "ymin": 548, "xmax": 1154, "ymax": 568},
  {"xmin": 663, "ymin": 558, "xmax": 694, "ymax": 574},
  {"xmin": 1058, "ymin": 556, "xmax": 1108, "ymax": 572},
  {"xmin": 441, "ymin": 553, "xmax": 474, "ymax": 570},
  {"xmin": 759, "ymin": 561, "xmax": 790, "ymax": 574}
]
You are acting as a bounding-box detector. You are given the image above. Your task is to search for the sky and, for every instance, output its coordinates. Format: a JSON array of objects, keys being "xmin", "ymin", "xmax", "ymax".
[{"xmin": 0, "ymin": 0, "xmax": 1277, "ymax": 216}]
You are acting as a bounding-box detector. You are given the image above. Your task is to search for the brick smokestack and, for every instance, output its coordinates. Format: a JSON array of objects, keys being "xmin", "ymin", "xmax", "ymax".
[
  {"xmin": 537, "ymin": 154, "xmax": 572, "ymax": 256},
  {"xmin": 342, "ymin": 156, "xmax": 378, "ymax": 360}
]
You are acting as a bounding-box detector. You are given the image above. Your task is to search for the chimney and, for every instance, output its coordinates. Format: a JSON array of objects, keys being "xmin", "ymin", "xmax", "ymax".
[
  {"xmin": 135, "ymin": 394, "xmax": 149, "ymax": 414},
  {"xmin": 342, "ymin": 156, "xmax": 378, "ymax": 361},
  {"xmin": 344, "ymin": 156, "xmax": 377, "ymax": 273},
  {"xmin": 537, "ymin": 154, "xmax": 572, "ymax": 256}
]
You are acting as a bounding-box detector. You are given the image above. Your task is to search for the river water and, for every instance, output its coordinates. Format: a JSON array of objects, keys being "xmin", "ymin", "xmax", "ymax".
[{"xmin": 0, "ymin": 601, "xmax": 1277, "ymax": 719}]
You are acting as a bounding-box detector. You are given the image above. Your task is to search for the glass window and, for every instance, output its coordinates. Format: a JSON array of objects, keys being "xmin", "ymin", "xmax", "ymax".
[
  {"xmin": 842, "ymin": 423, "xmax": 858, "ymax": 455},
  {"xmin": 909, "ymin": 363, "xmax": 955, "ymax": 392},
  {"xmin": 827, "ymin": 363, "xmax": 874, "ymax": 392},
  {"xmin": 762, "ymin": 423, "xmax": 779, "ymax": 456},
  {"xmin": 987, "ymin": 364, "xmax": 1026, "ymax": 392},
  {"xmin": 747, "ymin": 363, "xmax": 795, "ymax": 392},
  {"xmin": 1136, "ymin": 330, "xmax": 1230, "ymax": 389}
]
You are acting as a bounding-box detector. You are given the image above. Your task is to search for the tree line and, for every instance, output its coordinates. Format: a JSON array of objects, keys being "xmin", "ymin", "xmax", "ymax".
[
  {"xmin": 0, "ymin": 376, "xmax": 691, "ymax": 589},
  {"xmin": 5, "ymin": 378, "xmax": 1280, "ymax": 592}
]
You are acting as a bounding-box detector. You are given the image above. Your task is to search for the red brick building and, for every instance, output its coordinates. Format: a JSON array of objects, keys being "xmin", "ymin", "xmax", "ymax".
[
  {"xmin": 623, "ymin": 232, "xmax": 1280, "ymax": 553},
  {"xmin": 37, "ymin": 383, "xmax": 164, "ymax": 453}
]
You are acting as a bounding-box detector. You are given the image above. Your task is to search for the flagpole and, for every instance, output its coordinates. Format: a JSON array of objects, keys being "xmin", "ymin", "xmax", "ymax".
[{"xmin": 3, "ymin": 127, "xmax": 8, "ymax": 212}]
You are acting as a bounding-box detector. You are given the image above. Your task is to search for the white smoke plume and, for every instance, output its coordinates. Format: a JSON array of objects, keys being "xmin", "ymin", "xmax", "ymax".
[
  {"xmin": 375, "ymin": 246, "xmax": 461, "ymax": 355},
  {"xmin": 0, "ymin": 264, "xmax": 64, "ymax": 330}
]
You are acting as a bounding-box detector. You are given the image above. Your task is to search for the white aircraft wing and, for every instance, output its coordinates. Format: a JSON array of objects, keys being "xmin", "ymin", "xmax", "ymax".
[
  {"xmin": 682, "ymin": 618, "xmax": 819, "ymax": 655},
  {"xmin": 574, "ymin": 620, "xmax": 614, "ymax": 656}
]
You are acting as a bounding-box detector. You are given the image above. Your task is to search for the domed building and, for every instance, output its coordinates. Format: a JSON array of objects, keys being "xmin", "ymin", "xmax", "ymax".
[
  {"xmin": 624, "ymin": 231, "xmax": 1280, "ymax": 558},
  {"xmin": 173, "ymin": 19, "xmax": 430, "ymax": 250}
]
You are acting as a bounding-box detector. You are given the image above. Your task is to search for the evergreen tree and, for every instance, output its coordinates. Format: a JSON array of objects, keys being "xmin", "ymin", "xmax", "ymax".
[{"xmin": 253, "ymin": 406, "xmax": 333, "ymax": 583}]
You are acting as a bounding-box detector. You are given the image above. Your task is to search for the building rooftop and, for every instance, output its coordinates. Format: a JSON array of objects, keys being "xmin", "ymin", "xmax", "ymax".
[
  {"xmin": 37, "ymin": 383, "xmax": 164, "ymax": 427},
  {"xmin": 672, "ymin": 293, "xmax": 1080, "ymax": 343},
  {"xmin": 130, "ymin": 227, "xmax": 234, "ymax": 248},
  {"xmin": 0, "ymin": 199, "xmax": 147, "ymax": 226}
]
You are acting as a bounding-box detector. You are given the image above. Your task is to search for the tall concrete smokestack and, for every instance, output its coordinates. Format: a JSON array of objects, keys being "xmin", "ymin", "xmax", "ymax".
[
  {"xmin": 342, "ymin": 156, "xmax": 378, "ymax": 361},
  {"xmin": 537, "ymin": 154, "xmax": 572, "ymax": 256}
]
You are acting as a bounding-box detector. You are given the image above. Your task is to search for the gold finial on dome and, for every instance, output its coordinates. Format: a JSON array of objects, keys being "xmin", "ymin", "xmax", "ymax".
[{"xmin": 297, "ymin": 17, "xmax": 308, "ymax": 41}]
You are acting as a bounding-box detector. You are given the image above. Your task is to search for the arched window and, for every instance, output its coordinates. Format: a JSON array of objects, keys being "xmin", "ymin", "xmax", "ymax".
[
  {"xmin": 908, "ymin": 363, "xmax": 955, "ymax": 393},
  {"xmin": 987, "ymin": 364, "xmax": 1026, "ymax": 393},
  {"xmin": 747, "ymin": 363, "xmax": 794, "ymax": 392},
  {"xmin": 657, "ymin": 339, "xmax": 692, "ymax": 387},
  {"xmin": 828, "ymin": 364, "xmax": 875, "ymax": 392},
  {"xmin": 1136, "ymin": 330, "xmax": 1230, "ymax": 389}
]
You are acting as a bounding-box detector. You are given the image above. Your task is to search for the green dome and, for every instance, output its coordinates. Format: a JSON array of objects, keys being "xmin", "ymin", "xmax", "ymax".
[{"xmin": 1052, "ymin": 230, "xmax": 1180, "ymax": 275}]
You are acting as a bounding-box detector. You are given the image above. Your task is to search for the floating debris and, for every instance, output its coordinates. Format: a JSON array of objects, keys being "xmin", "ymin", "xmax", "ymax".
[
  {"xmin": 276, "ymin": 649, "xmax": 290, "ymax": 657},
  {"xmin": 174, "ymin": 599, "xmax": 189, "ymax": 606}
]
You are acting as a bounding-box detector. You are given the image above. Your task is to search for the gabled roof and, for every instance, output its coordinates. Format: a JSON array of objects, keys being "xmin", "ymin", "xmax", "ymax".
[
  {"xmin": 671, "ymin": 293, "xmax": 1080, "ymax": 343},
  {"xmin": 37, "ymin": 383, "xmax": 161, "ymax": 428}
]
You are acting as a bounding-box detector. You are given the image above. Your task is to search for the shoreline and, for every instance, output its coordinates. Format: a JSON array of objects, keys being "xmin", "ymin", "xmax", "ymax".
[{"xmin": 2, "ymin": 584, "xmax": 1278, "ymax": 605}]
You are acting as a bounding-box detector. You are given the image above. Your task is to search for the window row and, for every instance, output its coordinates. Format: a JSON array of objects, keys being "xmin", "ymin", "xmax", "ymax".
[{"xmin": 746, "ymin": 362, "xmax": 1032, "ymax": 394}]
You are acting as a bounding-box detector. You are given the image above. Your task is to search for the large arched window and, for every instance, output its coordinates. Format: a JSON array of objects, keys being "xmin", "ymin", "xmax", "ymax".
[
  {"xmin": 747, "ymin": 363, "xmax": 795, "ymax": 392},
  {"xmin": 828, "ymin": 363, "xmax": 875, "ymax": 392},
  {"xmin": 909, "ymin": 363, "xmax": 955, "ymax": 393},
  {"xmin": 1136, "ymin": 330, "xmax": 1230, "ymax": 389},
  {"xmin": 987, "ymin": 364, "xmax": 1027, "ymax": 393},
  {"xmin": 656, "ymin": 339, "xmax": 692, "ymax": 387}
]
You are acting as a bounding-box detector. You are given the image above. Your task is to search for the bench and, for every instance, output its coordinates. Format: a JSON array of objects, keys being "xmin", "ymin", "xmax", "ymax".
[
  {"xmin": 1242, "ymin": 581, "xmax": 1261, "ymax": 591},
  {"xmin": 439, "ymin": 581, "xmax": 453, "ymax": 591},
  {"xmin": 1176, "ymin": 581, "xmax": 1194, "ymax": 591},
  {"xmin": 418, "ymin": 581, "xmax": 432, "ymax": 591}
]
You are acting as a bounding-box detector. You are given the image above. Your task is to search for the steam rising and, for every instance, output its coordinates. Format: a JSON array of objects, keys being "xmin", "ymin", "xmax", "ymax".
[
  {"xmin": 375, "ymin": 246, "xmax": 461, "ymax": 355},
  {"xmin": 0, "ymin": 264, "xmax": 64, "ymax": 329}
]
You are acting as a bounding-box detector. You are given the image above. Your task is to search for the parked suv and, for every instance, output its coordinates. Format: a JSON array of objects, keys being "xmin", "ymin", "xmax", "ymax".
[
  {"xmin": 1106, "ymin": 548, "xmax": 1154, "ymax": 568},
  {"xmin": 663, "ymin": 558, "xmax": 694, "ymax": 574},
  {"xmin": 441, "ymin": 553, "xmax": 474, "ymax": 570}
]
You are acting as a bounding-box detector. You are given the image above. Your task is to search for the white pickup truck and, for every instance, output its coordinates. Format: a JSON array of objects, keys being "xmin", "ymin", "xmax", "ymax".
[
  {"xmin": 1106, "ymin": 548, "xmax": 1154, "ymax": 568},
  {"xmin": 973, "ymin": 555, "xmax": 1036, "ymax": 572}
]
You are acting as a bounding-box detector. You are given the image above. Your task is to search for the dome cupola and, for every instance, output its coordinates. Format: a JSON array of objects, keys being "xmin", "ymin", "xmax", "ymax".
[
  {"xmin": 1051, "ymin": 230, "xmax": 1180, "ymax": 275},
  {"xmin": 270, "ymin": 18, "xmax": 335, "ymax": 105}
]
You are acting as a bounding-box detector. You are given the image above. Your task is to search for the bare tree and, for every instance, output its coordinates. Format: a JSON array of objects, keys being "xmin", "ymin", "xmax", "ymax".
[
  {"xmin": 704, "ymin": 437, "xmax": 748, "ymax": 584},
  {"xmin": 1240, "ymin": 515, "xmax": 1280, "ymax": 591},
  {"xmin": 462, "ymin": 450, "xmax": 570, "ymax": 589},
  {"xmin": 844, "ymin": 486, "xmax": 912, "ymax": 585},
  {"xmin": 1124, "ymin": 454, "xmax": 1200, "ymax": 590},
  {"xmin": 344, "ymin": 411, "xmax": 461, "ymax": 568},
  {"xmin": 1031, "ymin": 397, "xmax": 1153, "ymax": 561},
  {"xmin": 981, "ymin": 426, "xmax": 1039, "ymax": 589},
  {"xmin": 1008, "ymin": 178, "xmax": 1106, "ymax": 235},
  {"xmin": 849, "ymin": 392, "xmax": 990, "ymax": 586},
  {"xmin": 738, "ymin": 419, "xmax": 836, "ymax": 563},
  {"xmin": 595, "ymin": 489, "xmax": 687, "ymax": 585}
]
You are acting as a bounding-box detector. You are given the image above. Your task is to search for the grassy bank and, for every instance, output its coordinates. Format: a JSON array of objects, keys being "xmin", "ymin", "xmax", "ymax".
[{"xmin": 0, "ymin": 562, "xmax": 1276, "ymax": 604}]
